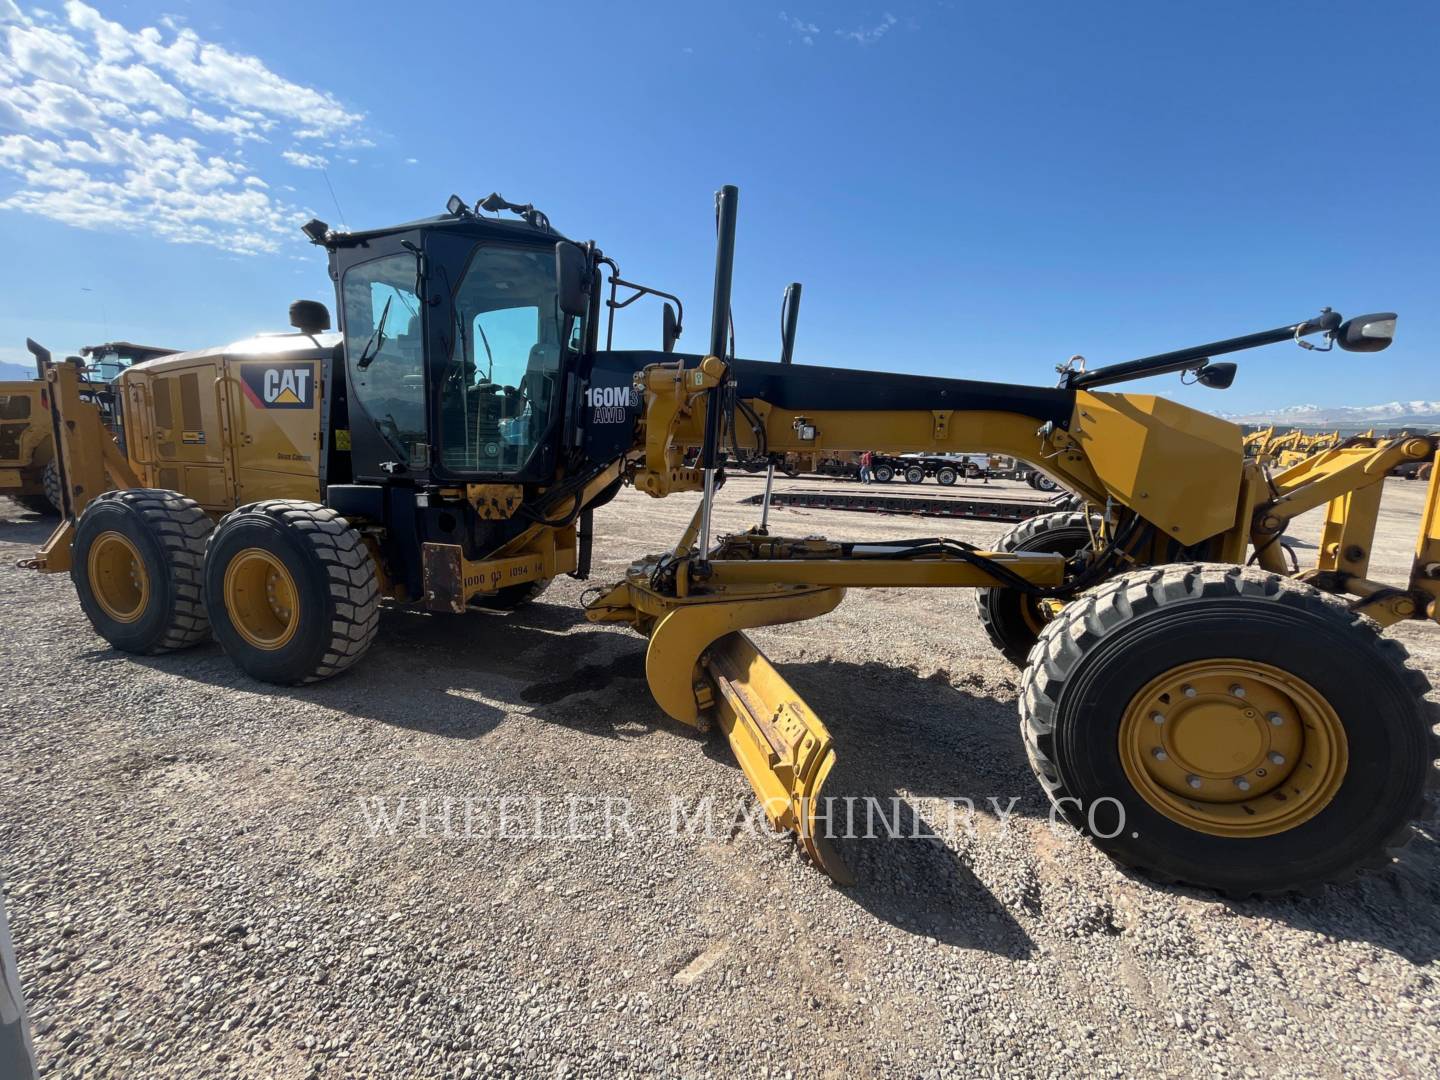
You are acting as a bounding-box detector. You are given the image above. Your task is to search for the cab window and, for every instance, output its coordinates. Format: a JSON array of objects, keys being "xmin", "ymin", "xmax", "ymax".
[
  {"xmin": 341, "ymin": 254, "xmax": 426, "ymax": 463},
  {"xmin": 439, "ymin": 245, "xmax": 569, "ymax": 475}
]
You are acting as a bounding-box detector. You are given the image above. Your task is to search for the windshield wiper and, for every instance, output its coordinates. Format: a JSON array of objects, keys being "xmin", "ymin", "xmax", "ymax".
[{"xmin": 355, "ymin": 295, "xmax": 394, "ymax": 370}]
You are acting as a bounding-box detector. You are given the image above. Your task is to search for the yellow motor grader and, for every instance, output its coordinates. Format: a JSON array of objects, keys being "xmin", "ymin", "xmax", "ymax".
[
  {"xmin": 23, "ymin": 186, "xmax": 1439, "ymax": 897},
  {"xmin": 1, "ymin": 342, "xmax": 170, "ymax": 514}
]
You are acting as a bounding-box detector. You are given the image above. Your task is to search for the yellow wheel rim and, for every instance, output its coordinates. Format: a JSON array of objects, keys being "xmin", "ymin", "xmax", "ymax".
[
  {"xmin": 223, "ymin": 548, "xmax": 300, "ymax": 651},
  {"xmin": 88, "ymin": 531, "xmax": 149, "ymax": 623},
  {"xmin": 1118, "ymin": 658, "xmax": 1348, "ymax": 838}
]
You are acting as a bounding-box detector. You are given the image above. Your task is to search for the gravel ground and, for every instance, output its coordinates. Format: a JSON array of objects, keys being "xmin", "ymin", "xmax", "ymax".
[{"xmin": 2, "ymin": 474, "xmax": 1438, "ymax": 1078}]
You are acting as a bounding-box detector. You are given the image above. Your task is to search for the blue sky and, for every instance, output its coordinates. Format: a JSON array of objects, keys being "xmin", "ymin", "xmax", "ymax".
[{"xmin": 1, "ymin": 0, "xmax": 1435, "ymax": 413}]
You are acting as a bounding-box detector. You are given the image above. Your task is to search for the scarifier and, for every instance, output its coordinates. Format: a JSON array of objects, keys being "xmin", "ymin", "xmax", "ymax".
[{"xmin": 21, "ymin": 185, "xmax": 1439, "ymax": 897}]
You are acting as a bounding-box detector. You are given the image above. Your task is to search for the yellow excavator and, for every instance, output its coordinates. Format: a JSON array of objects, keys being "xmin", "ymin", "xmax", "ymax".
[{"xmin": 23, "ymin": 185, "xmax": 1439, "ymax": 898}]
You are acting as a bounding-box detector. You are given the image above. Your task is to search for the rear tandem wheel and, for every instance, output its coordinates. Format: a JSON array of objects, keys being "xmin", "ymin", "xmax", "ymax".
[
  {"xmin": 204, "ymin": 500, "xmax": 379, "ymax": 684},
  {"xmin": 71, "ymin": 488, "xmax": 213, "ymax": 653},
  {"xmin": 1019, "ymin": 564, "xmax": 1437, "ymax": 896}
]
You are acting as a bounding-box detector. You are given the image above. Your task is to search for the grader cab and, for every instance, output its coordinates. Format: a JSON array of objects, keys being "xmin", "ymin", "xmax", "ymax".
[{"xmin": 23, "ymin": 184, "xmax": 1440, "ymax": 898}]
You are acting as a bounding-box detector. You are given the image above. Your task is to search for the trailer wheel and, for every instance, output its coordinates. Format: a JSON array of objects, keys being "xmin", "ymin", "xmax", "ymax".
[
  {"xmin": 936, "ymin": 466, "xmax": 958, "ymax": 486},
  {"xmin": 975, "ymin": 511, "xmax": 1099, "ymax": 665},
  {"xmin": 1020, "ymin": 564, "xmax": 1437, "ymax": 896},
  {"xmin": 71, "ymin": 489, "xmax": 212, "ymax": 653},
  {"xmin": 904, "ymin": 465, "xmax": 925, "ymax": 484},
  {"xmin": 873, "ymin": 464, "xmax": 894, "ymax": 483},
  {"xmin": 474, "ymin": 577, "xmax": 552, "ymax": 610},
  {"xmin": 204, "ymin": 500, "xmax": 379, "ymax": 684}
]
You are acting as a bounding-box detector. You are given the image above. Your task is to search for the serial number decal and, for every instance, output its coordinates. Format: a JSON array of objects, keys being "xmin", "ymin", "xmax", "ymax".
[{"xmin": 464, "ymin": 563, "xmax": 541, "ymax": 589}]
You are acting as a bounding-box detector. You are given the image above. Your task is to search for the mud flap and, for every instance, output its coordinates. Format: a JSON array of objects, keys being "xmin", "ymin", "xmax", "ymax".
[{"xmin": 706, "ymin": 632, "xmax": 853, "ymax": 884}]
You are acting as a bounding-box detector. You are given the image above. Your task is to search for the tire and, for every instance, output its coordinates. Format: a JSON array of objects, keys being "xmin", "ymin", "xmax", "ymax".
[
  {"xmin": 204, "ymin": 500, "xmax": 379, "ymax": 684},
  {"xmin": 473, "ymin": 577, "xmax": 552, "ymax": 610},
  {"xmin": 1048, "ymin": 492, "xmax": 1087, "ymax": 512},
  {"xmin": 43, "ymin": 459, "xmax": 63, "ymax": 513},
  {"xmin": 1020, "ymin": 564, "xmax": 1438, "ymax": 896},
  {"xmin": 975, "ymin": 511, "xmax": 1100, "ymax": 666},
  {"xmin": 904, "ymin": 465, "xmax": 925, "ymax": 484},
  {"xmin": 71, "ymin": 488, "xmax": 212, "ymax": 654},
  {"xmin": 1031, "ymin": 473, "xmax": 1059, "ymax": 492},
  {"xmin": 873, "ymin": 464, "xmax": 894, "ymax": 483},
  {"xmin": 936, "ymin": 467, "xmax": 958, "ymax": 486}
]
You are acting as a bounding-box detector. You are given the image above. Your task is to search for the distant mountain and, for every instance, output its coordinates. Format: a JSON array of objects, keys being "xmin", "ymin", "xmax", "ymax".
[
  {"xmin": 1220, "ymin": 400, "xmax": 1440, "ymax": 431},
  {"xmin": 0, "ymin": 360, "xmax": 35, "ymax": 381}
]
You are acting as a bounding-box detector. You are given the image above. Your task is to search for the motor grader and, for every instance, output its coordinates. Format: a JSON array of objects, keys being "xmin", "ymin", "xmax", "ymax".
[
  {"xmin": 22, "ymin": 185, "xmax": 1439, "ymax": 898},
  {"xmin": 1, "ymin": 342, "xmax": 169, "ymax": 515}
]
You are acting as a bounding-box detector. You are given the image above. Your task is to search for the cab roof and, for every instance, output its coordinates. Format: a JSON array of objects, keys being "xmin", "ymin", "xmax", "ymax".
[{"xmin": 317, "ymin": 210, "xmax": 575, "ymax": 250}]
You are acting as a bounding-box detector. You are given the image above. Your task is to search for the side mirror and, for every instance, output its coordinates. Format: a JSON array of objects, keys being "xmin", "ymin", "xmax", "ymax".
[
  {"xmin": 1195, "ymin": 361, "xmax": 1236, "ymax": 390},
  {"xmin": 662, "ymin": 303, "xmax": 679, "ymax": 353},
  {"xmin": 1335, "ymin": 312, "xmax": 1397, "ymax": 353},
  {"xmin": 555, "ymin": 241, "xmax": 590, "ymax": 318}
]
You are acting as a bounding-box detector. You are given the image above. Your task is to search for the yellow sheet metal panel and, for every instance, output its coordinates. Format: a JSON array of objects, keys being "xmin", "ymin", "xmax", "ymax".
[
  {"xmin": 226, "ymin": 358, "xmax": 322, "ymax": 502},
  {"xmin": 1071, "ymin": 391, "xmax": 1243, "ymax": 545},
  {"xmin": 121, "ymin": 359, "xmax": 232, "ymax": 508}
]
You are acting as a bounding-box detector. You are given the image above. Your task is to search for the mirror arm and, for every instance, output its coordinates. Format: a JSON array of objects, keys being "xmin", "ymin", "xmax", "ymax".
[
  {"xmin": 1065, "ymin": 311, "xmax": 1346, "ymax": 390},
  {"xmin": 597, "ymin": 257, "xmax": 685, "ymax": 351}
]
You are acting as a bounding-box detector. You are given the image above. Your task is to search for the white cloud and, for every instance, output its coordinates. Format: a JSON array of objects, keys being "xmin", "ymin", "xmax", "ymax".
[
  {"xmin": 779, "ymin": 11, "xmax": 819, "ymax": 46},
  {"xmin": 282, "ymin": 149, "xmax": 327, "ymax": 169},
  {"xmin": 404, "ymin": 157, "xmax": 418, "ymax": 165},
  {"xmin": 0, "ymin": 1, "xmax": 370, "ymax": 254},
  {"xmin": 836, "ymin": 12, "xmax": 898, "ymax": 45}
]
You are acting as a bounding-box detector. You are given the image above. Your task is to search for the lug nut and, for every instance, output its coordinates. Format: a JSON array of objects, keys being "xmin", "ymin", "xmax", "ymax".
[
  {"xmin": 1152, "ymin": 748, "xmax": 1168, "ymax": 761},
  {"xmin": 1268, "ymin": 752, "xmax": 1285, "ymax": 765},
  {"xmin": 1267, "ymin": 712, "xmax": 1283, "ymax": 726},
  {"xmin": 1182, "ymin": 685, "xmax": 1197, "ymax": 698},
  {"xmin": 1229, "ymin": 684, "xmax": 1246, "ymax": 699},
  {"xmin": 1151, "ymin": 712, "xmax": 1165, "ymax": 725},
  {"xmin": 1234, "ymin": 777, "xmax": 1252, "ymax": 792},
  {"xmin": 1186, "ymin": 775, "xmax": 1203, "ymax": 789}
]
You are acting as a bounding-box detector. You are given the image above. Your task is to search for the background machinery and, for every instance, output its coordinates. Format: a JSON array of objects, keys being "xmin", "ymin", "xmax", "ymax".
[
  {"xmin": 23, "ymin": 185, "xmax": 1439, "ymax": 898},
  {"xmin": 0, "ymin": 341, "xmax": 168, "ymax": 515}
]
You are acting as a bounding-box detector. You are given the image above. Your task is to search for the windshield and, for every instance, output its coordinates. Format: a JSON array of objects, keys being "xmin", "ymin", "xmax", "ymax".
[
  {"xmin": 341, "ymin": 253, "xmax": 427, "ymax": 463},
  {"xmin": 438, "ymin": 245, "xmax": 573, "ymax": 475}
]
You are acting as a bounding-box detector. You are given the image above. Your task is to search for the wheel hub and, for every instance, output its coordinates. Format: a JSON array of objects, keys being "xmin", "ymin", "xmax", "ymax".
[
  {"xmin": 224, "ymin": 548, "xmax": 299, "ymax": 650},
  {"xmin": 1119, "ymin": 659, "xmax": 1347, "ymax": 837},
  {"xmin": 88, "ymin": 531, "xmax": 148, "ymax": 623}
]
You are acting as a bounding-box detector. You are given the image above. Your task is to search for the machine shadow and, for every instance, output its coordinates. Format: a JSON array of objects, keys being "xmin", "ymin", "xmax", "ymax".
[
  {"xmin": 77, "ymin": 605, "xmax": 1440, "ymax": 961},
  {"xmin": 777, "ymin": 656, "xmax": 1440, "ymax": 963},
  {"xmin": 0, "ymin": 512, "xmax": 61, "ymax": 545},
  {"xmin": 729, "ymin": 657, "xmax": 1041, "ymax": 955},
  {"xmin": 80, "ymin": 600, "xmax": 672, "ymax": 742}
]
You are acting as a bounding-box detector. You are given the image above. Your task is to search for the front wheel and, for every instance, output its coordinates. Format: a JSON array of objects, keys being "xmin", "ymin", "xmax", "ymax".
[
  {"xmin": 936, "ymin": 466, "xmax": 957, "ymax": 486},
  {"xmin": 1020, "ymin": 564, "xmax": 1437, "ymax": 896},
  {"xmin": 204, "ymin": 501, "xmax": 379, "ymax": 684},
  {"xmin": 873, "ymin": 464, "xmax": 894, "ymax": 483},
  {"xmin": 975, "ymin": 511, "xmax": 1099, "ymax": 665}
]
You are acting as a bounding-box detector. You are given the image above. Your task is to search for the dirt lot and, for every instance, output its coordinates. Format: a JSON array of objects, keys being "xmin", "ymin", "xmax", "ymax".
[{"xmin": 2, "ymin": 474, "xmax": 1438, "ymax": 1078}]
